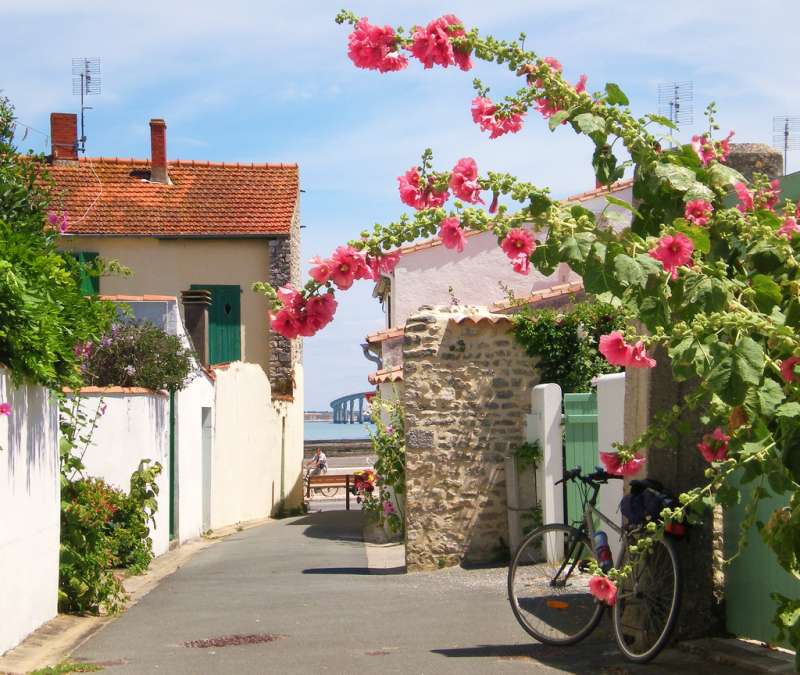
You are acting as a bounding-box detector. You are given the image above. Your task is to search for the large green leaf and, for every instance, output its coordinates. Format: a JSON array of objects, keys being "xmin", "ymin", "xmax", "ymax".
[
  {"xmin": 548, "ymin": 110, "xmax": 570, "ymax": 131},
  {"xmin": 751, "ymin": 274, "xmax": 783, "ymax": 313},
  {"xmin": 559, "ymin": 231, "xmax": 594, "ymax": 268},
  {"xmin": 708, "ymin": 336, "xmax": 765, "ymax": 405},
  {"xmin": 573, "ymin": 112, "xmax": 606, "ymax": 135},
  {"xmin": 605, "ymin": 83, "xmax": 629, "ymax": 106},
  {"xmin": 613, "ymin": 254, "xmax": 647, "ymax": 288},
  {"xmin": 707, "ymin": 163, "xmax": 745, "ymax": 189}
]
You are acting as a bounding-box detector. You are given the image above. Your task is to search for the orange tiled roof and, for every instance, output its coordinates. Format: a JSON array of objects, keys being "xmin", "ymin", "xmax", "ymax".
[
  {"xmin": 368, "ymin": 365, "xmax": 403, "ymax": 384},
  {"xmin": 99, "ymin": 294, "xmax": 176, "ymax": 303},
  {"xmin": 62, "ymin": 386, "xmax": 168, "ymax": 396},
  {"xmin": 565, "ymin": 179, "xmax": 633, "ymax": 203},
  {"xmin": 366, "ymin": 326, "xmax": 405, "ymax": 344},
  {"xmin": 48, "ymin": 157, "xmax": 299, "ymax": 237},
  {"xmin": 490, "ymin": 281, "xmax": 584, "ymax": 312}
]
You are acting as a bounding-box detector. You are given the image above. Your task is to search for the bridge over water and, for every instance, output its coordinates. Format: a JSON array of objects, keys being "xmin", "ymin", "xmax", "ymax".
[{"xmin": 330, "ymin": 392, "xmax": 372, "ymax": 424}]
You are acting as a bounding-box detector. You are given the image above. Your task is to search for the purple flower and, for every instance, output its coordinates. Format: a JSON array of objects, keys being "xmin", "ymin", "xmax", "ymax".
[
  {"xmin": 101, "ymin": 336, "xmax": 113, "ymax": 348},
  {"xmin": 124, "ymin": 365, "xmax": 136, "ymax": 376}
]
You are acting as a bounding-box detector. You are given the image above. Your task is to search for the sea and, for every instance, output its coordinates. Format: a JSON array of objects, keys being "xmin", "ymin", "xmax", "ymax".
[{"xmin": 304, "ymin": 421, "xmax": 375, "ymax": 441}]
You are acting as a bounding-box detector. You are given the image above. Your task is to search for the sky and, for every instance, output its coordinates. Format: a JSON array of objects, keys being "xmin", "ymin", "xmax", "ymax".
[{"xmin": 4, "ymin": 1, "xmax": 800, "ymax": 409}]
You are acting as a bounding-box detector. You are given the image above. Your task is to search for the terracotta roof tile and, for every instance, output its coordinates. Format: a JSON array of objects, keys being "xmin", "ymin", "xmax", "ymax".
[
  {"xmin": 47, "ymin": 157, "xmax": 298, "ymax": 237},
  {"xmin": 449, "ymin": 314, "xmax": 513, "ymax": 326},
  {"xmin": 366, "ymin": 326, "xmax": 405, "ymax": 344},
  {"xmin": 490, "ymin": 281, "xmax": 584, "ymax": 312},
  {"xmin": 368, "ymin": 365, "xmax": 403, "ymax": 384},
  {"xmin": 62, "ymin": 386, "xmax": 168, "ymax": 396},
  {"xmin": 565, "ymin": 179, "xmax": 633, "ymax": 203}
]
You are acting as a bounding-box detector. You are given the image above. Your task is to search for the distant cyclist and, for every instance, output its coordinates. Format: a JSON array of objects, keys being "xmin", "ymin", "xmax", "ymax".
[{"xmin": 306, "ymin": 447, "xmax": 328, "ymax": 476}]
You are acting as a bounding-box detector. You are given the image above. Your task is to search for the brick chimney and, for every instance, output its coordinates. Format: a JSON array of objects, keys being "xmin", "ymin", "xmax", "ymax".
[
  {"xmin": 50, "ymin": 113, "xmax": 78, "ymax": 161},
  {"xmin": 149, "ymin": 118, "xmax": 170, "ymax": 184}
]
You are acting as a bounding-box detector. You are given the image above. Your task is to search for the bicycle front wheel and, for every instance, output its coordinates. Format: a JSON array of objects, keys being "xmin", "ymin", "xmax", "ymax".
[
  {"xmin": 612, "ymin": 535, "xmax": 681, "ymax": 663},
  {"xmin": 508, "ymin": 524, "xmax": 605, "ymax": 646}
]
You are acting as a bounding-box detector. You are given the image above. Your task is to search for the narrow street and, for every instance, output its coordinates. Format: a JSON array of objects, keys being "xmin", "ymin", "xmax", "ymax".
[{"xmin": 72, "ymin": 511, "xmax": 750, "ymax": 674}]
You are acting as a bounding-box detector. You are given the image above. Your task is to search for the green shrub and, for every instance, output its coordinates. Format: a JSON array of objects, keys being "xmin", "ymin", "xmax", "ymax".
[
  {"xmin": 0, "ymin": 96, "xmax": 114, "ymax": 389},
  {"xmin": 511, "ymin": 300, "xmax": 626, "ymax": 392},
  {"xmin": 79, "ymin": 321, "xmax": 194, "ymax": 391}
]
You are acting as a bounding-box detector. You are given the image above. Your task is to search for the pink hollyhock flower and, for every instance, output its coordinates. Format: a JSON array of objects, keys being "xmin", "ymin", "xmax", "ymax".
[
  {"xmin": 347, "ymin": 17, "xmax": 408, "ymax": 73},
  {"xmin": 535, "ymin": 97, "xmax": 563, "ymax": 119},
  {"xmin": 470, "ymin": 97, "xmax": 525, "ymax": 139},
  {"xmin": 778, "ymin": 217, "xmax": 800, "ymax": 239},
  {"xmin": 501, "ymin": 228, "xmax": 534, "ymax": 260},
  {"xmin": 410, "ymin": 15, "xmax": 471, "ymax": 71},
  {"xmin": 0, "ymin": 402, "xmax": 11, "ymax": 416},
  {"xmin": 270, "ymin": 309, "xmax": 301, "ymax": 339},
  {"xmin": 719, "ymin": 131, "xmax": 735, "ymax": 162},
  {"xmin": 383, "ymin": 499, "xmax": 396, "ymax": 516},
  {"xmin": 488, "ymin": 192, "xmax": 499, "ymax": 214},
  {"xmin": 600, "ymin": 451, "xmax": 646, "ymax": 477},
  {"xmin": 691, "ymin": 134, "xmax": 716, "ymax": 166},
  {"xmin": 575, "ymin": 74, "xmax": 588, "ymax": 94},
  {"xmin": 684, "ymin": 200, "xmax": 713, "ymax": 227},
  {"xmin": 627, "ymin": 341, "xmax": 657, "ymax": 369},
  {"xmin": 308, "ymin": 256, "xmax": 333, "ymax": 284},
  {"xmin": 367, "ymin": 251, "xmax": 401, "ymax": 279},
  {"xmin": 305, "ymin": 293, "xmax": 338, "ymax": 331},
  {"xmin": 780, "ymin": 356, "xmax": 800, "ymax": 383},
  {"xmin": 329, "ymin": 245, "xmax": 370, "ymax": 290},
  {"xmin": 697, "ymin": 427, "xmax": 730, "ymax": 463},
  {"xmin": 598, "ymin": 331, "xmax": 633, "ymax": 367},
  {"xmin": 511, "ymin": 252, "xmax": 530, "ymax": 275},
  {"xmin": 276, "ymin": 285, "xmax": 303, "ymax": 311},
  {"xmin": 398, "ymin": 167, "xmax": 449, "ymax": 210},
  {"xmin": 734, "ymin": 183, "xmax": 754, "ymax": 213},
  {"xmin": 649, "ymin": 232, "xmax": 694, "ymax": 280},
  {"xmin": 438, "ymin": 217, "xmax": 467, "ymax": 252},
  {"xmin": 764, "ymin": 179, "xmax": 781, "ymax": 210},
  {"xmin": 588, "ymin": 575, "xmax": 617, "ymax": 605},
  {"xmin": 449, "ymin": 157, "xmax": 484, "ymax": 204},
  {"xmin": 48, "ymin": 211, "xmax": 68, "ymax": 234}
]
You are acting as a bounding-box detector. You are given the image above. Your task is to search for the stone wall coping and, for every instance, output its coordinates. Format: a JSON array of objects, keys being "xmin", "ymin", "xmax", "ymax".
[{"xmin": 62, "ymin": 386, "xmax": 168, "ymax": 397}]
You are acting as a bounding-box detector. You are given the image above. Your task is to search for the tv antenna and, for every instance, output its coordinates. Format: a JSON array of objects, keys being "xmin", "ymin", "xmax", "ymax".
[
  {"xmin": 658, "ymin": 81, "xmax": 694, "ymax": 145},
  {"xmin": 773, "ymin": 116, "xmax": 800, "ymax": 175},
  {"xmin": 72, "ymin": 58, "xmax": 101, "ymax": 153}
]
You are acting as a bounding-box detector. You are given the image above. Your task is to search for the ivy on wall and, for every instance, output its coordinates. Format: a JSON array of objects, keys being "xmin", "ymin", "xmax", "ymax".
[{"xmin": 510, "ymin": 300, "xmax": 626, "ymax": 392}]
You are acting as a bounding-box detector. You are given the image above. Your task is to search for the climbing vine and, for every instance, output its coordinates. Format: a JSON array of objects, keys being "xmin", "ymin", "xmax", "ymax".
[
  {"xmin": 250, "ymin": 11, "xmax": 800, "ymax": 659},
  {"xmin": 511, "ymin": 300, "xmax": 625, "ymax": 392}
]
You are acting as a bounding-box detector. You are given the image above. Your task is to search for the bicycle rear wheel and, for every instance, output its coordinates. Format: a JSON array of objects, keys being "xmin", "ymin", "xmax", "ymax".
[
  {"xmin": 612, "ymin": 535, "xmax": 681, "ymax": 663},
  {"xmin": 318, "ymin": 486, "xmax": 338, "ymax": 497},
  {"xmin": 508, "ymin": 524, "xmax": 605, "ymax": 646}
]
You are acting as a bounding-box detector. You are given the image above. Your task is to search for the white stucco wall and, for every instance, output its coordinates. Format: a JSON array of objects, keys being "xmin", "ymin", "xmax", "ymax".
[
  {"xmin": 391, "ymin": 231, "xmax": 578, "ymax": 327},
  {"xmin": 175, "ymin": 373, "xmax": 215, "ymax": 542},
  {"xmin": 73, "ymin": 390, "xmax": 170, "ymax": 557},
  {"xmin": 0, "ymin": 369, "xmax": 60, "ymax": 655},
  {"xmin": 210, "ymin": 361, "xmax": 305, "ymax": 529}
]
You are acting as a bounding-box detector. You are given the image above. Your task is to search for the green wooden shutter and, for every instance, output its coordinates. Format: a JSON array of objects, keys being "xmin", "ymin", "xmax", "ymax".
[
  {"xmin": 71, "ymin": 251, "xmax": 99, "ymax": 295},
  {"xmin": 563, "ymin": 392, "xmax": 598, "ymax": 526},
  {"xmin": 190, "ymin": 284, "xmax": 241, "ymax": 364}
]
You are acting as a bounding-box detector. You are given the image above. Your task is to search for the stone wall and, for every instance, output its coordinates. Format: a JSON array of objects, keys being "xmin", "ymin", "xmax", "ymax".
[
  {"xmin": 268, "ymin": 201, "xmax": 302, "ymax": 393},
  {"xmin": 402, "ymin": 305, "xmax": 539, "ymax": 571}
]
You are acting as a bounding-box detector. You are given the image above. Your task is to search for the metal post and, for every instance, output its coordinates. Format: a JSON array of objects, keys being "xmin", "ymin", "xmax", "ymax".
[{"xmin": 346, "ymin": 475, "xmax": 351, "ymax": 511}]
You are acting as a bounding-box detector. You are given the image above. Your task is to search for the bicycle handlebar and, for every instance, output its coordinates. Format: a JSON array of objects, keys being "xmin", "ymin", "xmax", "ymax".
[{"xmin": 555, "ymin": 466, "xmax": 624, "ymax": 485}]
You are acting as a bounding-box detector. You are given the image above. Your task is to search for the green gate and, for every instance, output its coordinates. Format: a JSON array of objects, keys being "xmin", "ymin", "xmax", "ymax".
[
  {"xmin": 724, "ymin": 474, "xmax": 797, "ymax": 647},
  {"xmin": 563, "ymin": 392, "xmax": 598, "ymax": 526}
]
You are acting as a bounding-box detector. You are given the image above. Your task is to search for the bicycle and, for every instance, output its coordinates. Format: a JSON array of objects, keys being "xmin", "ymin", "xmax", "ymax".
[
  {"xmin": 507, "ymin": 466, "xmax": 681, "ymax": 663},
  {"xmin": 304, "ymin": 465, "xmax": 339, "ymax": 497}
]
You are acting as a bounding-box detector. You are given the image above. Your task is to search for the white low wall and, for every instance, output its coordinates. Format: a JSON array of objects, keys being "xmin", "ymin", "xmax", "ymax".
[
  {"xmin": 0, "ymin": 369, "xmax": 60, "ymax": 655},
  {"xmin": 210, "ymin": 362, "xmax": 304, "ymax": 529},
  {"xmin": 174, "ymin": 373, "xmax": 215, "ymax": 541},
  {"xmin": 72, "ymin": 389, "xmax": 170, "ymax": 557}
]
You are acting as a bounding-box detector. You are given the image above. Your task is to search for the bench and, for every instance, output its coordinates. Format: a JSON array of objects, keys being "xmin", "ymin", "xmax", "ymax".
[{"xmin": 306, "ymin": 473, "xmax": 354, "ymax": 510}]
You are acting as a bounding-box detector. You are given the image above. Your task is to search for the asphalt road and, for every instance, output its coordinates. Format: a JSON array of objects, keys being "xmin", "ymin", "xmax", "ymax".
[{"xmin": 72, "ymin": 511, "xmax": 752, "ymax": 674}]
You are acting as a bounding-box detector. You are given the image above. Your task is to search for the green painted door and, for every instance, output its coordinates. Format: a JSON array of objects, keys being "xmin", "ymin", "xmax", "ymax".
[
  {"xmin": 71, "ymin": 251, "xmax": 99, "ymax": 295},
  {"xmin": 190, "ymin": 284, "xmax": 241, "ymax": 364},
  {"xmin": 563, "ymin": 393, "xmax": 598, "ymax": 526},
  {"xmin": 724, "ymin": 473, "xmax": 797, "ymax": 647}
]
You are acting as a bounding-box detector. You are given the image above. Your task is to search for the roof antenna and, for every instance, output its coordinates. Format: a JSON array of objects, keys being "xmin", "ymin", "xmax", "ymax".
[
  {"xmin": 72, "ymin": 58, "xmax": 101, "ymax": 154},
  {"xmin": 773, "ymin": 116, "xmax": 800, "ymax": 175},
  {"xmin": 657, "ymin": 81, "xmax": 693, "ymax": 146}
]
